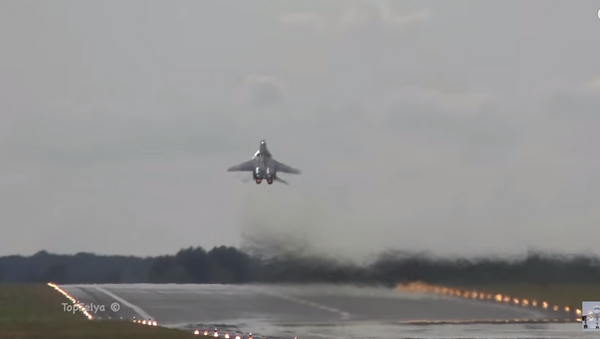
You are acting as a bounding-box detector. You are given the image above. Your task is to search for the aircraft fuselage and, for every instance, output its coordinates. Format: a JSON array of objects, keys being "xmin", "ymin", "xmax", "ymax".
[
  {"xmin": 252, "ymin": 156, "xmax": 276, "ymax": 185},
  {"xmin": 227, "ymin": 139, "xmax": 300, "ymax": 185}
]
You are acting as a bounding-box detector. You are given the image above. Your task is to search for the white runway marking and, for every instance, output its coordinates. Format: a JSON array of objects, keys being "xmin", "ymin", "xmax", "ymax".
[
  {"xmin": 254, "ymin": 287, "xmax": 351, "ymax": 320},
  {"xmin": 91, "ymin": 285, "xmax": 154, "ymax": 320}
]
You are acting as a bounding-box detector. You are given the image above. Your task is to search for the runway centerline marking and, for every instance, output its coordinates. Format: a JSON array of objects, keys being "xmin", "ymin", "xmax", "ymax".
[
  {"xmin": 305, "ymin": 332, "xmax": 346, "ymax": 339},
  {"xmin": 251, "ymin": 287, "xmax": 351, "ymax": 320},
  {"xmin": 91, "ymin": 285, "xmax": 154, "ymax": 320}
]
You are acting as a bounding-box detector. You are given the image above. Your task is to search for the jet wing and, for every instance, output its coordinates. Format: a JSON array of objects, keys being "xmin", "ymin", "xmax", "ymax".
[
  {"xmin": 227, "ymin": 160, "xmax": 255, "ymax": 172},
  {"xmin": 272, "ymin": 159, "xmax": 301, "ymax": 174}
]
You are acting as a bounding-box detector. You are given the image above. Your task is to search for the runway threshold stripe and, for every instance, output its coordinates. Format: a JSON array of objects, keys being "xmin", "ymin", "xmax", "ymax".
[{"xmin": 92, "ymin": 285, "xmax": 154, "ymax": 320}]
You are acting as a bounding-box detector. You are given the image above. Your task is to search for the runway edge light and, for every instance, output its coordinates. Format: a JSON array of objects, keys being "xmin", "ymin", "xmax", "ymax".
[
  {"xmin": 47, "ymin": 282, "xmax": 93, "ymax": 321},
  {"xmin": 397, "ymin": 281, "xmax": 581, "ymax": 324},
  {"xmin": 47, "ymin": 282, "xmax": 164, "ymax": 329}
]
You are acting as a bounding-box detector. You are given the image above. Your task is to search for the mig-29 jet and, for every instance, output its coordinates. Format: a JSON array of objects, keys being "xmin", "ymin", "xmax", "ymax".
[
  {"xmin": 583, "ymin": 305, "xmax": 600, "ymax": 329},
  {"xmin": 227, "ymin": 140, "xmax": 301, "ymax": 185}
]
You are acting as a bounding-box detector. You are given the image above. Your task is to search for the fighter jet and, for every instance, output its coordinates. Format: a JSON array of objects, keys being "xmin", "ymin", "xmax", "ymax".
[
  {"xmin": 583, "ymin": 305, "xmax": 600, "ymax": 329},
  {"xmin": 227, "ymin": 139, "xmax": 301, "ymax": 185}
]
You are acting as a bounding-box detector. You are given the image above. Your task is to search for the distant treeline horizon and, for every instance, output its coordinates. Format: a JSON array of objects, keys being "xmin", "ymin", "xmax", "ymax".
[{"xmin": 1, "ymin": 246, "xmax": 599, "ymax": 285}]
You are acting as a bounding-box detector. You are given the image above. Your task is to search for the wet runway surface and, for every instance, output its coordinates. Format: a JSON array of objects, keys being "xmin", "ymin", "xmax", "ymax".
[{"xmin": 60, "ymin": 283, "xmax": 580, "ymax": 338}]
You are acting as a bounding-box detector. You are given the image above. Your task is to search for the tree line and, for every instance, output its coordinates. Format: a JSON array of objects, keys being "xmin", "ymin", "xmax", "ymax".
[{"xmin": 1, "ymin": 247, "xmax": 599, "ymax": 285}]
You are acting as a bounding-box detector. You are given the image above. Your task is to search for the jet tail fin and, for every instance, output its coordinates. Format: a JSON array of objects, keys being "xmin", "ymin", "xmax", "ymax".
[{"xmin": 275, "ymin": 177, "xmax": 289, "ymax": 185}]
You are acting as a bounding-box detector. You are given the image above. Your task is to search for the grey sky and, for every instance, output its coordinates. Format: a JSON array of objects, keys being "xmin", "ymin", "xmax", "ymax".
[{"xmin": 1, "ymin": 0, "xmax": 600, "ymax": 259}]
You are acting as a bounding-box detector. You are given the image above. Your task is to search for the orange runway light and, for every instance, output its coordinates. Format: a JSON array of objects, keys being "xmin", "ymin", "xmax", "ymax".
[{"xmin": 394, "ymin": 281, "xmax": 579, "ymax": 325}]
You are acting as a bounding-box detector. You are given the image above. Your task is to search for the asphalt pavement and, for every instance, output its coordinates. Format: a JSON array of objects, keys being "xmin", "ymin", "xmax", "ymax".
[{"xmin": 59, "ymin": 283, "xmax": 559, "ymax": 338}]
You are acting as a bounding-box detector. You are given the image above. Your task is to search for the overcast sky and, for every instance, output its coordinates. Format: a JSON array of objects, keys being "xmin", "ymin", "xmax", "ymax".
[{"xmin": 1, "ymin": 0, "xmax": 600, "ymax": 259}]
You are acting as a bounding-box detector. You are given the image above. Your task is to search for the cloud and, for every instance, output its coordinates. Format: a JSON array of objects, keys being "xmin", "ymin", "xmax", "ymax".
[
  {"xmin": 544, "ymin": 77, "xmax": 600, "ymax": 120},
  {"xmin": 382, "ymin": 8, "xmax": 432, "ymax": 27},
  {"xmin": 278, "ymin": 12, "xmax": 325, "ymax": 30},
  {"xmin": 381, "ymin": 86, "xmax": 518, "ymax": 162},
  {"xmin": 3, "ymin": 0, "xmax": 600, "ymax": 260},
  {"xmin": 12, "ymin": 79, "xmax": 242, "ymax": 165},
  {"xmin": 338, "ymin": 2, "xmax": 431, "ymax": 31},
  {"xmin": 525, "ymin": 77, "xmax": 600, "ymax": 163},
  {"xmin": 241, "ymin": 74, "xmax": 287, "ymax": 107},
  {"xmin": 278, "ymin": 2, "xmax": 430, "ymax": 33},
  {"xmin": 386, "ymin": 86, "xmax": 495, "ymax": 117}
]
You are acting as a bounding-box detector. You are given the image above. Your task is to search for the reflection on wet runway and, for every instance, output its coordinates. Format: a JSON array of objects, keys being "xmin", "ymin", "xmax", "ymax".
[{"xmin": 59, "ymin": 283, "xmax": 578, "ymax": 339}]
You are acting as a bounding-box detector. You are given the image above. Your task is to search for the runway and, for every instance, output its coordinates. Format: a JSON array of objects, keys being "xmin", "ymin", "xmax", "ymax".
[{"xmin": 60, "ymin": 283, "xmax": 580, "ymax": 338}]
